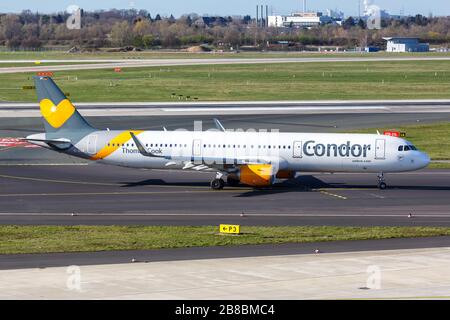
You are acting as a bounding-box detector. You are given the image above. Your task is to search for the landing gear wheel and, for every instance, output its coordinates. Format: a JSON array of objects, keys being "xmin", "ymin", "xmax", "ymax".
[
  {"xmin": 376, "ymin": 172, "xmax": 387, "ymax": 190},
  {"xmin": 211, "ymin": 178, "xmax": 225, "ymax": 190},
  {"xmin": 378, "ymin": 182, "xmax": 387, "ymax": 190},
  {"xmin": 227, "ymin": 176, "xmax": 240, "ymax": 187}
]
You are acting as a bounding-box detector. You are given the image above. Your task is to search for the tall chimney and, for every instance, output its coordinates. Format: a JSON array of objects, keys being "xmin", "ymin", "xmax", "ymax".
[
  {"xmin": 261, "ymin": 5, "xmax": 264, "ymax": 27},
  {"xmin": 303, "ymin": 0, "xmax": 307, "ymax": 13},
  {"xmin": 256, "ymin": 5, "xmax": 259, "ymax": 26}
]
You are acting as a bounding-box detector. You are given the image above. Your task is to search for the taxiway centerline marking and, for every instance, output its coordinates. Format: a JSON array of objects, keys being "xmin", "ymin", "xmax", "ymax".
[{"xmin": 318, "ymin": 190, "xmax": 348, "ymax": 200}]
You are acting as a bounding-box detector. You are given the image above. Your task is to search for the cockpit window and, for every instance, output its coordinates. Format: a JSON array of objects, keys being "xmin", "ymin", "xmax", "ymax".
[{"xmin": 399, "ymin": 145, "xmax": 418, "ymax": 152}]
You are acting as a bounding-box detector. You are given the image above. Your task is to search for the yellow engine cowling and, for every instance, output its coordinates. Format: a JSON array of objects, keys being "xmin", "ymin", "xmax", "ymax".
[{"xmin": 239, "ymin": 164, "xmax": 274, "ymax": 187}]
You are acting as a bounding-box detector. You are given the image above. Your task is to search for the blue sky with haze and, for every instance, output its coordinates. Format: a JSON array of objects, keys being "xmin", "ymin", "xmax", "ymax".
[{"xmin": 1, "ymin": 1, "xmax": 449, "ymax": 17}]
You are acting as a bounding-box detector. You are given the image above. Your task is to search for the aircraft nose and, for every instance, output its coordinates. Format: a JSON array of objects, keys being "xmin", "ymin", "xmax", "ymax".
[{"xmin": 419, "ymin": 152, "xmax": 431, "ymax": 169}]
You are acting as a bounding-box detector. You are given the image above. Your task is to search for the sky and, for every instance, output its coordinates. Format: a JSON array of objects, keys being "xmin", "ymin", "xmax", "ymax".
[{"xmin": 1, "ymin": 0, "xmax": 449, "ymax": 17}]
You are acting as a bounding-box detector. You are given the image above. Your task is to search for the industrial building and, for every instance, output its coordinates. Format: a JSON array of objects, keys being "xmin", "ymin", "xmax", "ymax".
[
  {"xmin": 268, "ymin": 12, "xmax": 333, "ymax": 28},
  {"xmin": 383, "ymin": 37, "xmax": 430, "ymax": 53}
]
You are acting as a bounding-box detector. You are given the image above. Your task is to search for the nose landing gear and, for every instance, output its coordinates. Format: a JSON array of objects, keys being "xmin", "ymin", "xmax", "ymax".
[{"xmin": 377, "ymin": 172, "xmax": 387, "ymax": 190}]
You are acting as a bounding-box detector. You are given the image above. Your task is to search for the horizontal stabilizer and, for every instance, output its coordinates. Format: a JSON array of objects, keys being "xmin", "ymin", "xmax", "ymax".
[{"xmin": 22, "ymin": 136, "xmax": 72, "ymax": 149}]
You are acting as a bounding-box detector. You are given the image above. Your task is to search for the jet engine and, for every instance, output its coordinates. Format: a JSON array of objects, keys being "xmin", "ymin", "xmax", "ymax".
[{"xmin": 238, "ymin": 164, "xmax": 275, "ymax": 187}]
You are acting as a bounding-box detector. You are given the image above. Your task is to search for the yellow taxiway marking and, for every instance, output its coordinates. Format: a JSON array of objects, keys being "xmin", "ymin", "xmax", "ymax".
[
  {"xmin": 318, "ymin": 190, "xmax": 348, "ymax": 200},
  {"xmin": 0, "ymin": 191, "xmax": 239, "ymax": 197},
  {"xmin": 0, "ymin": 173, "xmax": 119, "ymax": 186},
  {"xmin": 0, "ymin": 173, "xmax": 247, "ymax": 190}
]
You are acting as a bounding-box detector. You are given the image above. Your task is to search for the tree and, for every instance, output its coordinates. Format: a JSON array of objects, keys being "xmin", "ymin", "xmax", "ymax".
[
  {"xmin": 133, "ymin": 19, "xmax": 151, "ymax": 36},
  {"xmin": 110, "ymin": 21, "xmax": 133, "ymax": 46},
  {"xmin": 224, "ymin": 26, "xmax": 240, "ymax": 46},
  {"xmin": 1, "ymin": 15, "xmax": 23, "ymax": 40},
  {"xmin": 357, "ymin": 18, "xmax": 366, "ymax": 29},
  {"xmin": 343, "ymin": 17, "xmax": 356, "ymax": 29}
]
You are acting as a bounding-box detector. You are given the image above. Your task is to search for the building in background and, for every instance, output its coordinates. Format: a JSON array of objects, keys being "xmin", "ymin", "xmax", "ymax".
[
  {"xmin": 268, "ymin": 12, "xmax": 334, "ymax": 28},
  {"xmin": 383, "ymin": 37, "xmax": 429, "ymax": 52}
]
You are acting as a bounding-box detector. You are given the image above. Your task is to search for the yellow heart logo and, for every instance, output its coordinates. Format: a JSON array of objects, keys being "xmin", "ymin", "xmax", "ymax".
[{"xmin": 40, "ymin": 99, "xmax": 76, "ymax": 129}]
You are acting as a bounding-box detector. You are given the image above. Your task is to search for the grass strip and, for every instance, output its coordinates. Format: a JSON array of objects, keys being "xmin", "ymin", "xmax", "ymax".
[{"xmin": 1, "ymin": 225, "xmax": 449, "ymax": 255}]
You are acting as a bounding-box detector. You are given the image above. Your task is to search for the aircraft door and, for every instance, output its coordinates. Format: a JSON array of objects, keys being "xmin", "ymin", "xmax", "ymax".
[
  {"xmin": 293, "ymin": 141, "xmax": 302, "ymax": 158},
  {"xmin": 375, "ymin": 139, "xmax": 386, "ymax": 160},
  {"xmin": 192, "ymin": 139, "xmax": 202, "ymax": 157},
  {"xmin": 87, "ymin": 134, "xmax": 97, "ymax": 154}
]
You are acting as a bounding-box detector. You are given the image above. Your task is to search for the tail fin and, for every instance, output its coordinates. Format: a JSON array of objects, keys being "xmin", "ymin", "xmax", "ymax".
[{"xmin": 34, "ymin": 76, "xmax": 93, "ymax": 135}]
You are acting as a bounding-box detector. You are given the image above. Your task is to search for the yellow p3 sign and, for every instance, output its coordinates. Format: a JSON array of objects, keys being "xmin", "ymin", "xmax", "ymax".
[{"xmin": 220, "ymin": 224, "xmax": 240, "ymax": 235}]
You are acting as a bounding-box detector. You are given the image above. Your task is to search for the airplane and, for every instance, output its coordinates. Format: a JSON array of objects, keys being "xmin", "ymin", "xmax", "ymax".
[{"xmin": 25, "ymin": 76, "xmax": 430, "ymax": 190}]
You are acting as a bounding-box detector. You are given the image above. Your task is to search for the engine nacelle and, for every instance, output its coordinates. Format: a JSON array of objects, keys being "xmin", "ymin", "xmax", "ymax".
[{"xmin": 239, "ymin": 164, "xmax": 275, "ymax": 187}]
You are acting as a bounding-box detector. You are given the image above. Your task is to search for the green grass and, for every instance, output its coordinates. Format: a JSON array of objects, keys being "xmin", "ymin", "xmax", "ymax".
[
  {"xmin": 428, "ymin": 162, "xmax": 450, "ymax": 169},
  {"xmin": 1, "ymin": 225, "xmax": 450, "ymax": 254},
  {"xmin": 351, "ymin": 122, "xmax": 450, "ymax": 161},
  {"xmin": 0, "ymin": 62, "xmax": 98, "ymax": 68},
  {"xmin": 0, "ymin": 60, "xmax": 449, "ymax": 102},
  {"xmin": 0, "ymin": 50, "xmax": 449, "ymax": 61}
]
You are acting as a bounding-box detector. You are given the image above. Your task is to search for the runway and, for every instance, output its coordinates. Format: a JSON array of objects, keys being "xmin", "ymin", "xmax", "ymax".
[
  {"xmin": 1, "ymin": 56, "xmax": 450, "ymax": 74},
  {"xmin": 0, "ymin": 164, "xmax": 449, "ymax": 226},
  {"xmin": 3, "ymin": 100, "xmax": 450, "ymax": 117}
]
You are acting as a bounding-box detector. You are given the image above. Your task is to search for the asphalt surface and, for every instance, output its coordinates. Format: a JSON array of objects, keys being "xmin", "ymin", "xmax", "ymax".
[
  {"xmin": 0, "ymin": 164, "xmax": 449, "ymax": 226},
  {"xmin": 2, "ymin": 237, "xmax": 450, "ymax": 270},
  {"xmin": 1, "ymin": 112, "xmax": 449, "ymax": 227},
  {"xmin": 1, "ymin": 56, "xmax": 450, "ymax": 74}
]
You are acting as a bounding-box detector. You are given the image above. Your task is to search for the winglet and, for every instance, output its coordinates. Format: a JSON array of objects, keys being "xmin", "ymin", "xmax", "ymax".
[
  {"xmin": 213, "ymin": 118, "xmax": 226, "ymax": 132},
  {"xmin": 129, "ymin": 132, "xmax": 164, "ymax": 158}
]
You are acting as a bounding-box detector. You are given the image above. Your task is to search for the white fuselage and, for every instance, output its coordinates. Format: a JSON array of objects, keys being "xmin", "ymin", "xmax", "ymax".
[{"xmin": 75, "ymin": 130, "xmax": 430, "ymax": 173}]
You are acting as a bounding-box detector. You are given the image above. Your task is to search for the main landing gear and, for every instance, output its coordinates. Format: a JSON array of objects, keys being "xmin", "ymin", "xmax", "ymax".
[
  {"xmin": 377, "ymin": 172, "xmax": 387, "ymax": 190},
  {"xmin": 211, "ymin": 172, "xmax": 225, "ymax": 190}
]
